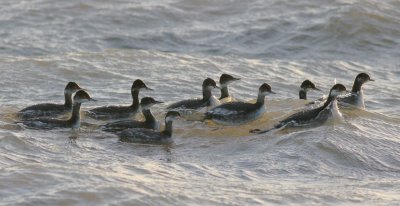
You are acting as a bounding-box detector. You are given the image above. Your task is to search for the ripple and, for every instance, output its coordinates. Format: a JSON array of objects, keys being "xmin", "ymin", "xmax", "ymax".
[{"xmin": 0, "ymin": 0, "xmax": 400, "ymax": 205}]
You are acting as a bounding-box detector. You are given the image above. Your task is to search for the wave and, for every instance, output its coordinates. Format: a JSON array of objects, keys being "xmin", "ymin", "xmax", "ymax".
[{"xmin": 1, "ymin": 0, "xmax": 399, "ymax": 61}]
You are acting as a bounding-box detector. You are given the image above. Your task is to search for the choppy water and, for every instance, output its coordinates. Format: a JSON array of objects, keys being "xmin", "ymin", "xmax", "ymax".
[{"xmin": 1, "ymin": 0, "xmax": 400, "ymax": 205}]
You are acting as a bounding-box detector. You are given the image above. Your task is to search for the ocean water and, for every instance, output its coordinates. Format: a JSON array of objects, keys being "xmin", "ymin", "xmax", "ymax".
[{"xmin": 1, "ymin": 0, "xmax": 400, "ymax": 205}]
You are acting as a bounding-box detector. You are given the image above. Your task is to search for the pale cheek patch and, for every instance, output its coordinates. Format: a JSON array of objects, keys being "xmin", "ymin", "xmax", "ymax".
[
  {"xmin": 259, "ymin": 91, "xmax": 270, "ymax": 96},
  {"xmin": 141, "ymin": 105, "xmax": 151, "ymax": 110},
  {"xmin": 64, "ymin": 89, "xmax": 73, "ymax": 95},
  {"xmin": 330, "ymin": 90, "xmax": 345, "ymax": 97},
  {"xmin": 75, "ymin": 99, "xmax": 90, "ymax": 104}
]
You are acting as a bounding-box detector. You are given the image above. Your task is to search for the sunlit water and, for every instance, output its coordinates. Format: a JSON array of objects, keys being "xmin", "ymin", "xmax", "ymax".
[{"xmin": 1, "ymin": 0, "xmax": 400, "ymax": 205}]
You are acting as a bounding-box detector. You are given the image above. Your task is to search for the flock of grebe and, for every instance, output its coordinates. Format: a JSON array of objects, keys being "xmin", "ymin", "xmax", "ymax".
[{"xmin": 16, "ymin": 73, "xmax": 373, "ymax": 144}]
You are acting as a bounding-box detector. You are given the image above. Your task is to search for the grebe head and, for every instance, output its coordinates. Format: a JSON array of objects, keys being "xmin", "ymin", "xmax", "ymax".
[
  {"xmin": 64, "ymin": 82, "xmax": 82, "ymax": 95},
  {"xmin": 329, "ymin": 84, "xmax": 347, "ymax": 98},
  {"xmin": 165, "ymin": 111, "xmax": 181, "ymax": 123},
  {"xmin": 132, "ymin": 79, "xmax": 152, "ymax": 92},
  {"xmin": 219, "ymin": 74, "xmax": 240, "ymax": 88},
  {"xmin": 140, "ymin": 97, "xmax": 163, "ymax": 110},
  {"xmin": 203, "ymin": 78, "xmax": 219, "ymax": 90},
  {"xmin": 300, "ymin": 80, "xmax": 320, "ymax": 91},
  {"xmin": 259, "ymin": 83, "xmax": 275, "ymax": 96},
  {"xmin": 73, "ymin": 90, "xmax": 96, "ymax": 104},
  {"xmin": 355, "ymin": 73, "xmax": 374, "ymax": 84}
]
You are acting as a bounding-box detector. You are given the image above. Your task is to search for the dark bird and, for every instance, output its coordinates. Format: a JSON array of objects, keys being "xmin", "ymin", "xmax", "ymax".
[
  {"xmin": 167, "ymin": 78, "xmax": 219, "ymax": 110},
  {"xmin": 18, "ymin": 82, "xmax": 82, "ymax": 119},
  {"xmin": 119, "ymin": 111, "xmax": 181, "ymax": 144},
  {"xmin": 219, "ymin": 73, "xmax": 240, "ymax": 100},
  {"xmin": 299, "ymin": 80, "xmax": 320, "ymax": 100},
  {"xmin": 101, "ymin": 97, "xmax": 163, "ymax": 133},
  {"xmin": 18, "ymin": 90, "xmax": 95, "ymax": 130},
  {"xmin": 338, "ymin": 73, "xmax": 374, "ymax": 108},
  {"xmin": 87, "ymin": 79, "xmax": 152, "ymax": 120},
  {"xmin": 251, "ymin": 84, "xmax": 347, "ymax": 134},
  {"xmin": 205, "ymin": 83, "xmax": 275, "ymax": 125}
]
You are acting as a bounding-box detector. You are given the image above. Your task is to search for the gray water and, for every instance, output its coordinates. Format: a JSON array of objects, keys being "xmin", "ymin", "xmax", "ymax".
[{"xmin": 1, "ymin": 0, "xmax": 400, "ymax": 205}]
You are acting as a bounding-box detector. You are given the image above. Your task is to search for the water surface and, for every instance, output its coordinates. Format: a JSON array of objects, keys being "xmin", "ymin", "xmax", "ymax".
[{"xmin": 0, "ymin": 0, "xmax": 400, "ymax": 205}]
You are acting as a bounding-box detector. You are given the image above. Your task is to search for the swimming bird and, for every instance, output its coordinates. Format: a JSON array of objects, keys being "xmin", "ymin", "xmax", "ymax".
[
  {"xmin": 167, "ymin": 78, "xmax": 219, "ymax": 110},
  {"xmin": 219, "ymin": 73, "xmax": 240, "ymax": 100},
  {"xmin": 204, "ymin": 83, "xmax": 275, "ymax": 125},
  {"xmin": 338, "ymin": 73, "xmax": 374, "ymax": 108},
  {"xmin": 251, "ymin": 84, "xmax": 347, "ymax": 134},
  {"xmin": 101, "ymin": 97, "xmax": 163, "ymax": 133},
  {"xmin": 299, "ymin": 80, "xmax": 320, "ymax": 100},
  {"xmin": 18, "ymin": 82, "xmax": 82, "ymax": 119},
  {"xmin": 119, "ymin": 111, "xmax": 180, "ymax": 144},
  {"xmin": 87, "ymin": 79, "xmax": 152, "ymax": 120},
  {"xmin": 18, "ymin": 90, "xmax": 95, "ymax": 130}
]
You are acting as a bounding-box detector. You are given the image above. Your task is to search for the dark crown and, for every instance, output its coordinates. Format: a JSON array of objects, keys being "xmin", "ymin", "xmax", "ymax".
[
  {"xmin": 356, "ymin": 73, "xmax": 372, "ymax": 82},
  {"xmin": 132, "ymin": 79, "xmax": 149, "ymax": 90},
  {"xmin": 166, "ymin": 111, "xmax": 181, "ymax": 118},
  {"xmin": 220, "ymin": 74, "xmax": 239, "ymax": 84},
  {"xmin": 65, "ymin": 82, "xmax": 81, "ymax": 90},
  {"xmin": 330, "ymin": 84, "xmax": 346, "ymax": 92},
  {"xmin": 140, "ymin": 97, "xmax": 162, "ymax": 106},
  {"xmin": 259, "ymin": 83, "xmax": 272, "ymax": 93},
  {"xmin": 300, "ymin": 80, "xmax": 316, "ymax": 89},
  {"xmin": 203, "ymin": 78, "xmax": 217, "ymax": 87},
  {"xmin": 73, "ymin": 90, "xmax": 91, "ymax": 101}
]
